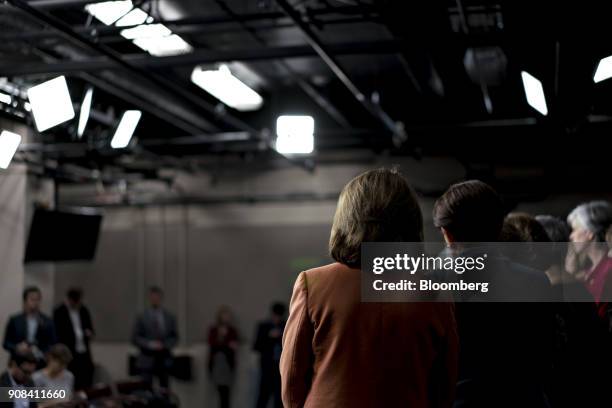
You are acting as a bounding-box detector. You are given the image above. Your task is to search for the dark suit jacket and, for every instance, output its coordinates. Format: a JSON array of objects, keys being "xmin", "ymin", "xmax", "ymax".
[
  {"xmin": 53, "ymin": 303, "xmax": 94, "ymax": 355},
  {"xmin": 280, "ymin": 262, "xmax": 459, "ymax": 408},
  {"xmin": 3, "ymin": 313, "xmax": 56, "ymax": 355},
  {"xmin": 131, "ymin": 308, "xmax": 178, "ymax": 352},
  {"xmin": 0, "ymin": 372, "xmax": 37, "ymax": 408},
  {"xmin": 449, "ymin": 250, "xmax": 555, "ymax": 408}
]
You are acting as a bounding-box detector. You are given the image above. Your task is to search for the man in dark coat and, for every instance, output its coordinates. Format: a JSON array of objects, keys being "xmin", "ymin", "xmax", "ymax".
[
  {"xmin": 131, "ymin": 286, "xmax": 178, "ymax": 390},
  {"xmin": 3, "ymin": 287, "xmax": 56, "ymax": 367},
  {"xmin": 53, "ymin": 287, "xmax": 95, "ymax": 390}
]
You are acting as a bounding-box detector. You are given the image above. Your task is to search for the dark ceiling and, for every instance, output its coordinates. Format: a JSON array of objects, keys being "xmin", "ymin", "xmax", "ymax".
[{"xmin": 0, "ymin": 0, "xmax": 611, "ymax": 196}]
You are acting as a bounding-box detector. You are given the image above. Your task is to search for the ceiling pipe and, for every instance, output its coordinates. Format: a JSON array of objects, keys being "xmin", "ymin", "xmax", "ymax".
[
  {"xmin": 274, "ymin": 0, "xmax": 406, "ymax": 142},
  {"xmin": 214, "ymin": 0, "xmax": 350, "ymax": 128},
  {"xmin": 0, "ymin": 40, "xmax": 402, "ymax": 76}
]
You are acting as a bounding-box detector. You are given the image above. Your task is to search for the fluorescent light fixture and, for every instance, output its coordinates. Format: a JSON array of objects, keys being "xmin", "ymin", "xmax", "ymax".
[
  {"xmin": 275, "ymin": 115, "xmax": 315, "ymax": 154},
  {"xmin": 0, "ymin": 92, "xmax": 11, "ymax": 105},
  {"xmin": 77, "ymin": 87, "xmax": 94, "ymax": 139},
  {"xmin": 111, "ymin": 110, "xmax": 141, "ymax": 149},
  {"xmin": 27, "ymin": 76, "xmax": 75, "ymax": 132},
  {"xmin": 120, "ymin": 23, "xmax": 171, "ymax": 40},
  {"xmin": 84, "ymin": 1, "xmax": 133, "ymax": 25},
  {"xmin": 594, "ymin": 55, "xmax": 612, "ymax": 83},
  {"xmin": 191, "ymin": 64, "xmax": 263, "ymax": 111},
  {"xmin": 133, "ymin": 34, "xmax": 192, "ymax": 56},
  {"xmin": 0, "ymin": 130, "xmax": 22, "ymax": 169},
  {"xmin": 114, "ymin": 7, "xmax": 152, "ymax": 27},
  {"xmin": 520, "ymin": 71, "xmax": 548, "ymax": 116}
]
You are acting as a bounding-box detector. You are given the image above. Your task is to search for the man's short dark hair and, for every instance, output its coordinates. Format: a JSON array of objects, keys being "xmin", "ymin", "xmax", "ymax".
[
  {"xmin": 271, "ymin": 302, "xmax": 286, "ymax": 316},
  {"xmin": 10, "ymin": 351, "xmax": 37, "ymax": 367},
  {"xmin": 149, "ymin": 286, "xmax": 163, "ymax": 295},
  {"xmin": 67, "ymin": 287, "xmax": 83, "ymax": 303},
  {"xmin": 433, "ymin": 180, "xmax": 505, "ymax": 242},
  {"xmin": 22, "ymin": 286, "xmax": 41, "ymax": 302}
]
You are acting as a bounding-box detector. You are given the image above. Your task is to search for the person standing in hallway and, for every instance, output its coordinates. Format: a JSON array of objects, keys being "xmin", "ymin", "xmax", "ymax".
[
  {"xmin": 3, "ymin": 286, "xmax": 56, "ymax": 366},
  {"xmin": 253, "ymin": 302, "xmax": 286, "ymax": 408},
  {"xmin": 207, "ymin": 306, "xmax": 239, "ymax": 408},
  {"xmin": 132, "ymin": 286, "xmax": 178, "ymax": 390},
  {"xmin": 53, "ymin": 287, "xmax": 95, "ymax": 390}
]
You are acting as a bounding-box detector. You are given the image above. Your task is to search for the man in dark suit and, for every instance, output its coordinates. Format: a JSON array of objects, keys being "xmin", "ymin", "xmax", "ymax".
[
  {"xmin": 131, "ymin": 286, "xmax": 178, "ymax": 390},
  {"xmin": 3, "ymin": 287, "xmax": 56, "ymax": 366},
  {"xmin": 433, "ymin": 180, "xmax": 555, "ymax": 408},
  {"xmin": 0, "ymin": 352, "xmax": 38, "ymax": 408},
  {"xmin": 53, "ymin": 287, "xmax": 95, "ymax": 391},
  {"xmin": 253, "ymin": 302, "xmax": 286, "ymax": 408}
]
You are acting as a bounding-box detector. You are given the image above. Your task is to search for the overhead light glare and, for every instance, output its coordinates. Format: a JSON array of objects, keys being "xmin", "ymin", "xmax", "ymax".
[
  {"xmin": 27, "ymin": 76, "xmax": 75, "ymax": 132},
  {"xmin": 132, "ymin": 34, "xmax": 192, "ymax": 56},
  {"xmin": 594, "ymin": 55, "xmax": 612, "ymax": 83},
  {"xmin": 191, "ymin": 64, "xmax": 263, "ymax": 111},
  {"xmin": 84, "ymin": 1, "xmax": 133, "ymax": 25},
  {"xmin": 275, "ymin": 115, "xmax": 314, "ymax": 154},
  {"xmin": 120, "ymin": 23, "xmax": 171, "ymax": 40},
  {"xmin": 77, "ymin": 87, "xmax": 94, "ymax": 139},
  {"xmin": 0, "ymin": 92, "xmax": 12, "ymax": 105},
  {"xmin": 520, "ymin": 71, "xmax": 548, "ymax": 116},
  {"xmin": 111, "ymin": 110, "xmax": 141, "ymax": 149},
  {"xmin": 0, "ymin": 130, "xmax": 22, "ymax": 169}
]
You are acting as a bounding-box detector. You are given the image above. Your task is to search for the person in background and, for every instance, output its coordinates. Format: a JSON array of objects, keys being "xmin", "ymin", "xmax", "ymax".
[
  {"xmin": 53, "ymin": 287, "xmax": 94, "ymax": 390},
  {"xmin": 502, "ymin": 212, "xmax": 551, "ymax": 269},
  {"xmin": 535, "ymin": 215, "xmax": 573, "ymax": 285},
  {"xmin": 253, "ymin": 302, "xmax": 286, "ymax": 408},
  {"xmin": 207, "ymin": 306, "xmax": 239, "ymax": 408},
  {"xmin": 32, "ymin": 344, "xmax": 74, "ymax": 405},
  {"xmin": 567, "ymin": 201, "xmax": 612, "ymax": 317},
  {"xmin": 606, "ymin": 225, "xmax": 612, "ymax": 257},
  {"xmin": 433, "ymin": 180, "xmax": 554, "ymax": 408},
  {"xmin": 281, "ymin": 168, "xmax": 458, "ymax": 408},
  {"xmin": 131, "ymin": 286, "xmax": 178, "ymax": 390},
  {"xmin": 0, "ymin": 351, "xmax": 38, "ymax": 408},
  {"xmin": 3, "ymin": 287, "xmax": 56, "ymax": 366},
  {"xmin": 535, "ymin": 214, "xmax": 609, "ymax": 408}
]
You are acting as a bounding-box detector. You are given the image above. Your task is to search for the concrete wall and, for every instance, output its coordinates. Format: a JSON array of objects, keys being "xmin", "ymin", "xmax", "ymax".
[
  {"xmin": 0, "ymin": 163, "xmax": 27, "ymax": 369},
  {"xmin": 0, "ymin": 119, "xmax": 31, "ymax": 369}
]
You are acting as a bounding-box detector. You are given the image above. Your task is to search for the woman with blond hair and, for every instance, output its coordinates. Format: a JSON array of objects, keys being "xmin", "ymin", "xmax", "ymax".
[{"xmin": 280, "ymin": 168, "xmax": 458, "ymax": 408}]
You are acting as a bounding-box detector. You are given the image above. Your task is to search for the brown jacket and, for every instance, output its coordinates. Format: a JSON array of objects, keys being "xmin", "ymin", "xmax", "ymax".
[{"xmin": 280, "ymin": 262, "xmax": 458, "ymax": 408}]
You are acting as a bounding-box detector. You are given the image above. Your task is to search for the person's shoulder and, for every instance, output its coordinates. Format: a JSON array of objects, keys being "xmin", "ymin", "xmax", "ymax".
[
  {"xmin": 300, "ymin": 262, "xmax": 360, "ymax": 295},
  {"xmin": 40, "ymin": 312, "xmax": 54, "ymax": 323},
  {"xmin": 31, "ymin": 370, "xmax": 45, "ymax": 383},
  {"xmin": 302, "ymin": 262, "xmax": 354, "ymax": 279},
  {"xmin": 7, "ymin": 312, "xmax": 24, "ymax": 322},
  {"xmin": 601, "ymin": 256, "xmax": 612, "ymax": 269},
  {"xmin": 54, "ymin": 303, "xmax": 70, "ymax": 315},
  {"xmin": 63, "ymin": 370, "xmax": 74, "ymax": 381},
  {"xmin": 163, "ymin": 308, "xmax": 176, "ymax": 319}
]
